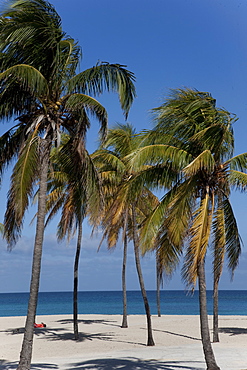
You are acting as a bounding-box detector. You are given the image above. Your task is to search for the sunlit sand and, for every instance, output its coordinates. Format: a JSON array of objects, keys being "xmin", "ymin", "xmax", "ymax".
[{"xmin": 0, "ymin": 314, "xmax": 246, "ymax": 369}]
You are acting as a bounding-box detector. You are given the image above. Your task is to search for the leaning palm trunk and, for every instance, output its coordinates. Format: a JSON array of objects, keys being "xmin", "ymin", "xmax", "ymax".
[
  {"xmin": 213, "ymin": 275, "xmax": 220, "ymax": 342},
  {"xmin": 17, "ymin": 139, "xmax": 50, "ymax": 370},
  {"xmin": 73, "ymin": 221, "xmax": 83, "ymax": 340},
  {"xmin": 198, "ymin": 260, "xmax": 220, "ymax": 370},
  {"xmin": 156, "ymin": 256, "xmax": 161, "ymax": 317},
  {"xmin": 132, "ymin": 204, "xmax": 155, "ymax": 346},
  {"xmin": 121, "ymin": 233, "xmax": 128, "ymax": 328}
]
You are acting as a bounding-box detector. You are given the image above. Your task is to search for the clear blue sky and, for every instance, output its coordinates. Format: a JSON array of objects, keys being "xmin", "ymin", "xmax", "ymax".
[{"xmin": 0, "ymin": 0, "xmax": 247, "ymax": 293}]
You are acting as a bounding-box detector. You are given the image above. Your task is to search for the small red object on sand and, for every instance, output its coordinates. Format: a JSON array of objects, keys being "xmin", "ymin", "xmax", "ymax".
[{"xmin": 34, "ymin": 322, "xmax": 46, "ymax": 328}]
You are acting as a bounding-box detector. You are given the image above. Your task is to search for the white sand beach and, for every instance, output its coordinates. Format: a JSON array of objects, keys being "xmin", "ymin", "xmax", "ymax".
[{"xmin": 0, "ymin": 314, "xmax": 246, "ymax": 369}]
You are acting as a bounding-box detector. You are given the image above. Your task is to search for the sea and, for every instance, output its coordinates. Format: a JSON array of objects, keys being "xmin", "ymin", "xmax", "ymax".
[{"xmin": 0, "ymin": 290, "xmax": 246, "ymax": 317}]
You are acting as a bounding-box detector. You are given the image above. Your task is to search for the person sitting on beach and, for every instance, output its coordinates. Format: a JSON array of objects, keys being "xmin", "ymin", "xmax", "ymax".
[{"xmin": 34, "ymin": 322, "xmax": 46, "ymax": 328}]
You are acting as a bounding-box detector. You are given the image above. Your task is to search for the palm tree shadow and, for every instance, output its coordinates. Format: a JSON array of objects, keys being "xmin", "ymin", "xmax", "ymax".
[
  {"xmin": 0, "ymin": 358, "xmax": 204, "ymax": 370},
  {"xmin": 3, "ymin": 327, "xmax": 25, "ymax": 335},
  {"xmin": 68, "ymin": 357, "xmax": 204, "ymax": 370},
  {"xmin": 45, "ymin": 330, "xmax": 113, "ymax": 343},
  {"xmin": 219, "ymin": 327, "xmax": 247, "ymax": 336},
  {"xmin": 3, "ymin": 324, "xmax": 145, "ymax": 346},
  {"xmin": 57, "ymin": 318, "xmax": 120, "ymax": 328},
  {"xmin": 3, "ymin": 327, "xmax": 65, "ymax": 337},
  {"xmin": 45, "ymin": 329, "xmax": 146, "ymax": 346},
  {"xmin": 153, "ymin": 328, "xmax": 201, "ymax": 342},
  {"xmin": 0, "ymin": 359, "xmax": 58, "ymax": 370}
]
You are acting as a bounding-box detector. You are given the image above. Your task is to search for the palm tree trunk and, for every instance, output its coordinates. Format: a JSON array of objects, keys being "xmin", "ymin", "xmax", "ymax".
[
  {"xmin": 198, "ymin": 260, "xmax": 220, "ymax": 370},
  {"xmin": 156, "ymin": 255, "xmax": 161, "ymax": 317},
  {"xmin": 17, "ymin": 138, "xmax": 50, "ymax": 370},
  {"xmin": 121, "ymin": 233, "xmax": 128, "ymax": 328},
  {"xmin": 132, "ymin": 204, "xmax": 155, "ymax": 346},
  {"xmin": 213, "ymin": 276, "xmax": 220, "ymax": 342},
  {"xmin": 73, "ymin": 220, "xmax": 83, "ymax": 340}
]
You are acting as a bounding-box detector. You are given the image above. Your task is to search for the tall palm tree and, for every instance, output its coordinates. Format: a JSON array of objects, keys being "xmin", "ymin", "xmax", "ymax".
[
  {"xmin": 92, "ymin": 124, "xmax": 135, "ymax": 329},
  {"xmin": 0, "ymin": 1, "xmax": 135, "ymax": 369},
  {"xmin": 46, "ymin": 136, "xmax": 103, "ymax": 340},
  {"xmin": 129, "ymin": 88, "xmax": 247, "ymax": 369},
  {"xmin": 92, "ymin": 123, "xmax": 157, "ymax": 344}
]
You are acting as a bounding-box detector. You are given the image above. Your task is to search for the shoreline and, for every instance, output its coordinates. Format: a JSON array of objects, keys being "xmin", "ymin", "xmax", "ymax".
[{"xmin": 1, "ymin": 314, "xmax": 247, "ymax": 369}]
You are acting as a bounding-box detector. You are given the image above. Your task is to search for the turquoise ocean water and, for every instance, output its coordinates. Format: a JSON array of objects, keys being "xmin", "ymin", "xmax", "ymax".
[{"xmin": 0, "ymin": 290, "xmax": 246, "ymax": 317}]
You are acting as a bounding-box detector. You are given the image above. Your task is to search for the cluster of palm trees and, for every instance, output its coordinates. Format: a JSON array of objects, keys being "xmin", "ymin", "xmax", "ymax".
[
  {"xmin": 0, "ymin": 1, "xmax": 246, "ymax": 370},
  {"xmin": 92, "ymin": 92, "xmax": 247, "ymax": 369}
]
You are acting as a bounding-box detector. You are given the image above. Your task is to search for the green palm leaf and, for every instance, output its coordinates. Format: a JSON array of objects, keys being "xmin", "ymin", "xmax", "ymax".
[
  {"xmin": 223, "ymin": 198, "xmax": 242, "ymax": 276},
  {"xmin": 67, "ymin": 63, "xmax": 136, "ymax": 118},
  {"xmin": 155, "ymin": 230, "xmax": 181, "ymax": 276},
  {"xmin": 228, "ymin": 170, "xmax": 247, "ymax": 191},
  {"xmin": 4, "ymin": 129, "xmax": 39, "ymax": 246},
  {"xmin": 0, "ymin": 0, "xmax": 64, "ymax": 77},
  {"xmin": 139, "ymin": 178, "xmax": 194, "ymax": 253},
  {"xmin": 0, "ymin": 64, "xmax": 49, "ymax": 99},
  {"xmin": 226, "ymin": 152, "xmax": 247, "ymax": 172},
  {"xmin": 182, "ymin": 193, "xmax": 213, "ymax": 287},
  {"xmin": 128, "ymin": 144, "xmax": 191, "ymax": 173},
  {"xmin": 183, "ymin": 150, "xmax": 215, "ymax": 177},
  {"xmin": 64, "ymin": 93, "xmax": 107, "ymax": 139},
  {"xmin": 102, "ymin": 123, "xmax": 137, "ymax": 155},
  {"xmin": 212, "ymin": 206, "xmax": 226, "ymax": 281},
  {"xmin": 92, "ymin": 149, "xmax": 126, "ymax": 175}
]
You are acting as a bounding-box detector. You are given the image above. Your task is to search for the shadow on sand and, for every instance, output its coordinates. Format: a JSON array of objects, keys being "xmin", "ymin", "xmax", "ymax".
[
  {"xmin": 219, "ymin": 327, "xmax": 247, "ymax": 336},
  {"xmin": 3, "ymin": 326, "xmax": 114, "ymax": 343},
  {"xmin": 56, "ymin": 318, "xmax": 120, "ymax": 328},
  {"xmin": 153, "ymin": 328, "xmax": 200, "ymax": 342},
  {"xmin": 2, "ymin": 323, "xmax": 145, "ymax": 346},
  {"xmin": 64, "ymin": 357, "xmax": 204, "ymax": 370},
  {"xmin": 0, "ymin": 359, "xmax": 58, "ymax": 370},
  {"xmin": 3, "ymin": 326, "xmax": 66, "ymax": 337},
  {"xmin": 0, "ymin": 358, "xmax": 205, "ymax": 370}
]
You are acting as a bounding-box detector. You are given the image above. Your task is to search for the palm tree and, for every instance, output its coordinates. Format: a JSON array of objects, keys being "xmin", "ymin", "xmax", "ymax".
[
  {"xmin": 0, "ymin": 1, "xmax": 135, "ymax": 369},
  {"xmin": 129, "ymin": 88, "xmax": 247, "ymax": 369},
  {"xmin": 46, "ymin": 136, "xmax": 103, "ymax": 340},
  {"xmin": 92, "ymin": 123, "xmax": 157, "ymax": 344}
]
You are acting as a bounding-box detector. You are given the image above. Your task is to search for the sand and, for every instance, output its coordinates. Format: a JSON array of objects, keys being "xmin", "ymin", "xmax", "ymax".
[{"xmin": 0, "ymin": 314, "xmax": 246, "ymax": 369}]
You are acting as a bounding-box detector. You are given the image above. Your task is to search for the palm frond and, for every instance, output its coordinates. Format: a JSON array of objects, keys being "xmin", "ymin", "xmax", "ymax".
[
  {"xmin": 67, "ymin": 62, "xmax": 136, "ymax": 118},
  {"xmin": 183, "ymin": 150, "xmax": 215, "ymax": 177},
  {"xmin": 155, "ymin": 231, "xmax": 182, "ymax": 277},
  {"xmin": 212, "ymin": 206, "xmax": 226, "ymax": 282},
  {"xmin": 223, "ymin": 198, "xmax": 242, "ymax": 277},
  {"xmin": 0, "ymin": 0, "xmax": 64, "ymax": 78},
  {"xmin": 152, "ymin": 88, "xmax": 218, "ymax": 141},
  {"xmin": 64, "ymin": 93, "xmax": 107, "ymax": 139},
  {"xmin": 226, "ymin": 152, "xmax": 247, "ymax": 172},
  {"xmin": 228, "ymin": 170, "xmax": 247, "ymax": 191},
  {"xmin": 4, "ymin": 130, "xmax": 39, "ymax": 247},
  {"xmin": 0, "ymin": 64, "xmax": 49, "ymax": 99},
  {"xmin": 92, "ymin": 149, "xmax": 126, "ymax": 176},
  {"xmin": 128, "ymin": 144, "xmax": 191, "ymax": 173},
  {"xmin": 57, "ymin": 191, "xmax": 76, "ymax": 241},
  {"xmin": 182, "ymin": 193, "xmax": 213, "ymax": 287},
  {"xmin": 102, "ymin": 123, "xmax": 136, "ymax": 156},
  {"xmin": 0, "ymin": 123, "xmax": 26, "ymax": 175},
  {"xmin": 139, "ymin": 178, "xmax": 194, "ymax": 253}
]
